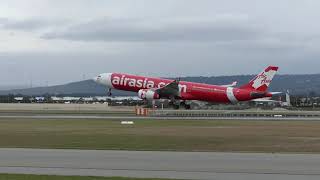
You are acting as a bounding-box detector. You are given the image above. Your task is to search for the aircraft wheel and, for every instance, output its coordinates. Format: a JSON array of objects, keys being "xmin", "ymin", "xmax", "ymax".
[
  {"xmin": 180, "ymin": 101, "xmax": 191, "ymax": 109},
  {"xmin": 173, "ymin": 104, "xmax": 180, "ymax": 109},
  {"xmin": 180, "ymin": 101, "xmax": 186, "ymax": 106},
  {"xmin": 184, "ymin": 104, "xmax": 191, "ymax": 109}
]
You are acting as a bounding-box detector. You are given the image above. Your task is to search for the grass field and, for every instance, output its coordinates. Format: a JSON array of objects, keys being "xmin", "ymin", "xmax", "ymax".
[
  {"xmin": 0, "ymin": 174, "xmax": 174, "ymax": 180},
  {"xmin": 1, "ymin": 118, "xmax": 320, "ymax": 153}
]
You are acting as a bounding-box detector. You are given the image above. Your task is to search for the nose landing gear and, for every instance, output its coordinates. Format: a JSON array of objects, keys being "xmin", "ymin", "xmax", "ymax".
[{"xmin": 107, "ymin": 88, "xmax": 112, "ymax": 96}]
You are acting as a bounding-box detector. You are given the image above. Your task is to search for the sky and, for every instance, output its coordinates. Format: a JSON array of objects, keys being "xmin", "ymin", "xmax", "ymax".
[{"xmin": 0, "ymin": 0, "xmax": 320, "ymax": 86}]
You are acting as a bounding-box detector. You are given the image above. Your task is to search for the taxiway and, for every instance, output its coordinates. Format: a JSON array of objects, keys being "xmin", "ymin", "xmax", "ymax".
[{"xmin": 0, "ymin": 148, "xmax": 319, "ymax": 180}]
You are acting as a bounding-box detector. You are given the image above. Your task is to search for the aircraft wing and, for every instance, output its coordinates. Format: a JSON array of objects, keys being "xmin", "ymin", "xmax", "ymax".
[{"xmin": 155, "ymin": 80, "xmax": 180, "ymax": 98}]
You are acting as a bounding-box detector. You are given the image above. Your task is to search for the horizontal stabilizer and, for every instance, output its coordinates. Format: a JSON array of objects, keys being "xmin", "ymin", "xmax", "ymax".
[
  {"xmin": 251, "ymin": 97, "xmax": 277, "ymax": 102},
  {"xmin": 270, "ymin": 92, "xmax": 283, "ymax": 95}
]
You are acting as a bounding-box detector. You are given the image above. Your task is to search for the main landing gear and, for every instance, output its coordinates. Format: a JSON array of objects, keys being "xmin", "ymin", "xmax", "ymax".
[
  {"xmin": 180, "ymin": 101, "xmax": 191, "ymax": 109},
  {"xmin": 170, "ymin": 101, "xmax": 191, "ymax": 110}
]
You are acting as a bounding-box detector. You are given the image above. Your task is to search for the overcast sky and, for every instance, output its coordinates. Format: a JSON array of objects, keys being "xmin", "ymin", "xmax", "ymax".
[{"xmin": 0, "ymin": 0, "xmax": 320, "ymax": 86}]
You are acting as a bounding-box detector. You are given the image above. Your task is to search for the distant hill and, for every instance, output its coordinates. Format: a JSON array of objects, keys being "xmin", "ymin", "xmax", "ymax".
[
  {"xmin": 0, "ymin": 74, "xmax": 319, "ymax": 96},
  {"xmin": 0, "ymin": 80, "xmax": 135, "ymax": 96}
]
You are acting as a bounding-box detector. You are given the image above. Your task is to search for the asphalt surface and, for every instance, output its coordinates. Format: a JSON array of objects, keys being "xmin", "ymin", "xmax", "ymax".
[
  {"xmin": 0, "ymin": 148, "xmax": 320, "ymax": 180},
  {"xmin": 0, "ymin": 114, "xmax": 320, "ymax": 121}
]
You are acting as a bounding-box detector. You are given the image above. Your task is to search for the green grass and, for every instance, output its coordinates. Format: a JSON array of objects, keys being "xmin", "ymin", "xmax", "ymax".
[
  {"xmin": 1, "ymin": 119, "xmax": 320, "ymax": 153},
  {"xmin": 0, "ymin": 174, "xmax": 175, "ymax": 180}
]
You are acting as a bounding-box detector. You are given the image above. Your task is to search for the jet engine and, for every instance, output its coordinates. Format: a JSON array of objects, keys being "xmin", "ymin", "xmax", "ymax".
[{"xmin": 138, "ymin": 89, "xmax": 160, "ymax": 100}]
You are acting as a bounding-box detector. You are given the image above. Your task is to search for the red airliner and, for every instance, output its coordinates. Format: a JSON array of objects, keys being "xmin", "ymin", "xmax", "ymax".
[{"xmin": 94, "ymin": 66, "xmax": 279, "ymax": 109}]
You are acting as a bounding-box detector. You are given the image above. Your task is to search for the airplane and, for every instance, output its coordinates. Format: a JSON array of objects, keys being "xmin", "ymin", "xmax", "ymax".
[{"xmin": 93, "ymin": 66, "xmax": 280, "ymax": 109}]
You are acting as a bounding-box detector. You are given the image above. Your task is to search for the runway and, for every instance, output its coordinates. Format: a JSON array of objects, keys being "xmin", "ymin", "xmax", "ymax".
[
  {"xmin": 0, "ymin": 148, "xmax": 320, "ymax": 180},
  {"xmin": 0, "ymin": 114, "xmax": 320, "ymax": 121},
  {"xmin": 0, "ymin": 103, "xmax": 319, "ymax": 121}
]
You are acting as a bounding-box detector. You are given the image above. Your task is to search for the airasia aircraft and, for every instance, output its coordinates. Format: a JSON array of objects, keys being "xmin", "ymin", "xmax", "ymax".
[{"xmin": 93, "ymin": 66, "xmax": 279, "ymax": 109}]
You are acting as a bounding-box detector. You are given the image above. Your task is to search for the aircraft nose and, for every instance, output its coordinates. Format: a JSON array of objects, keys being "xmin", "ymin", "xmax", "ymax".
[
  {"xmin": 93, "ymin": 73, "xmax": 113, "ymax": 87},
  {"xmin": 93, "ymin": 75, "xmax": 101, "ymax": 83}
]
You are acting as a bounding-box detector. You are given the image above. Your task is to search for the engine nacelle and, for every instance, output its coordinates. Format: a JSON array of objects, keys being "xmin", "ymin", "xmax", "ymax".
[{"xmin": 138, "ymin": 89, "xmax": 160, "ymax": 100}]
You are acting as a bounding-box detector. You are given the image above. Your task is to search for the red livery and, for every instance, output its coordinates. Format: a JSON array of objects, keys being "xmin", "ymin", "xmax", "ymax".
[{"xmin": 94, "ymin": 66, "xmax": 279, "ymax": 109}]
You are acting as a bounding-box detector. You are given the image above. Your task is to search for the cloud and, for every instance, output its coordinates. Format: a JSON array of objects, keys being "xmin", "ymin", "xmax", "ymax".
[
  {"xmin": 0, "ymin": 17, "xmax": 69, "ymax": 31},
  {"xmin": 0, "ymin": 15, "xmax": 311, "ymax": 53},
  {"xmin": 0, "ymin": 0, "xmax": 320, "ymax": 86},
  {"xmin": 39, "ymin": 15, "xmax": 311, "ymax": 53},
  {"xmin": 41, "ymin": 15, "xmax": 265, "ymax": 42}
]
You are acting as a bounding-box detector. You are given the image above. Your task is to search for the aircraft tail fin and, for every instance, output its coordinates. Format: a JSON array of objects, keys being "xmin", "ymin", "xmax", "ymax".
[{"xmin": 240, "ymin": 66, "xmax": 279, "ymax": 92}]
